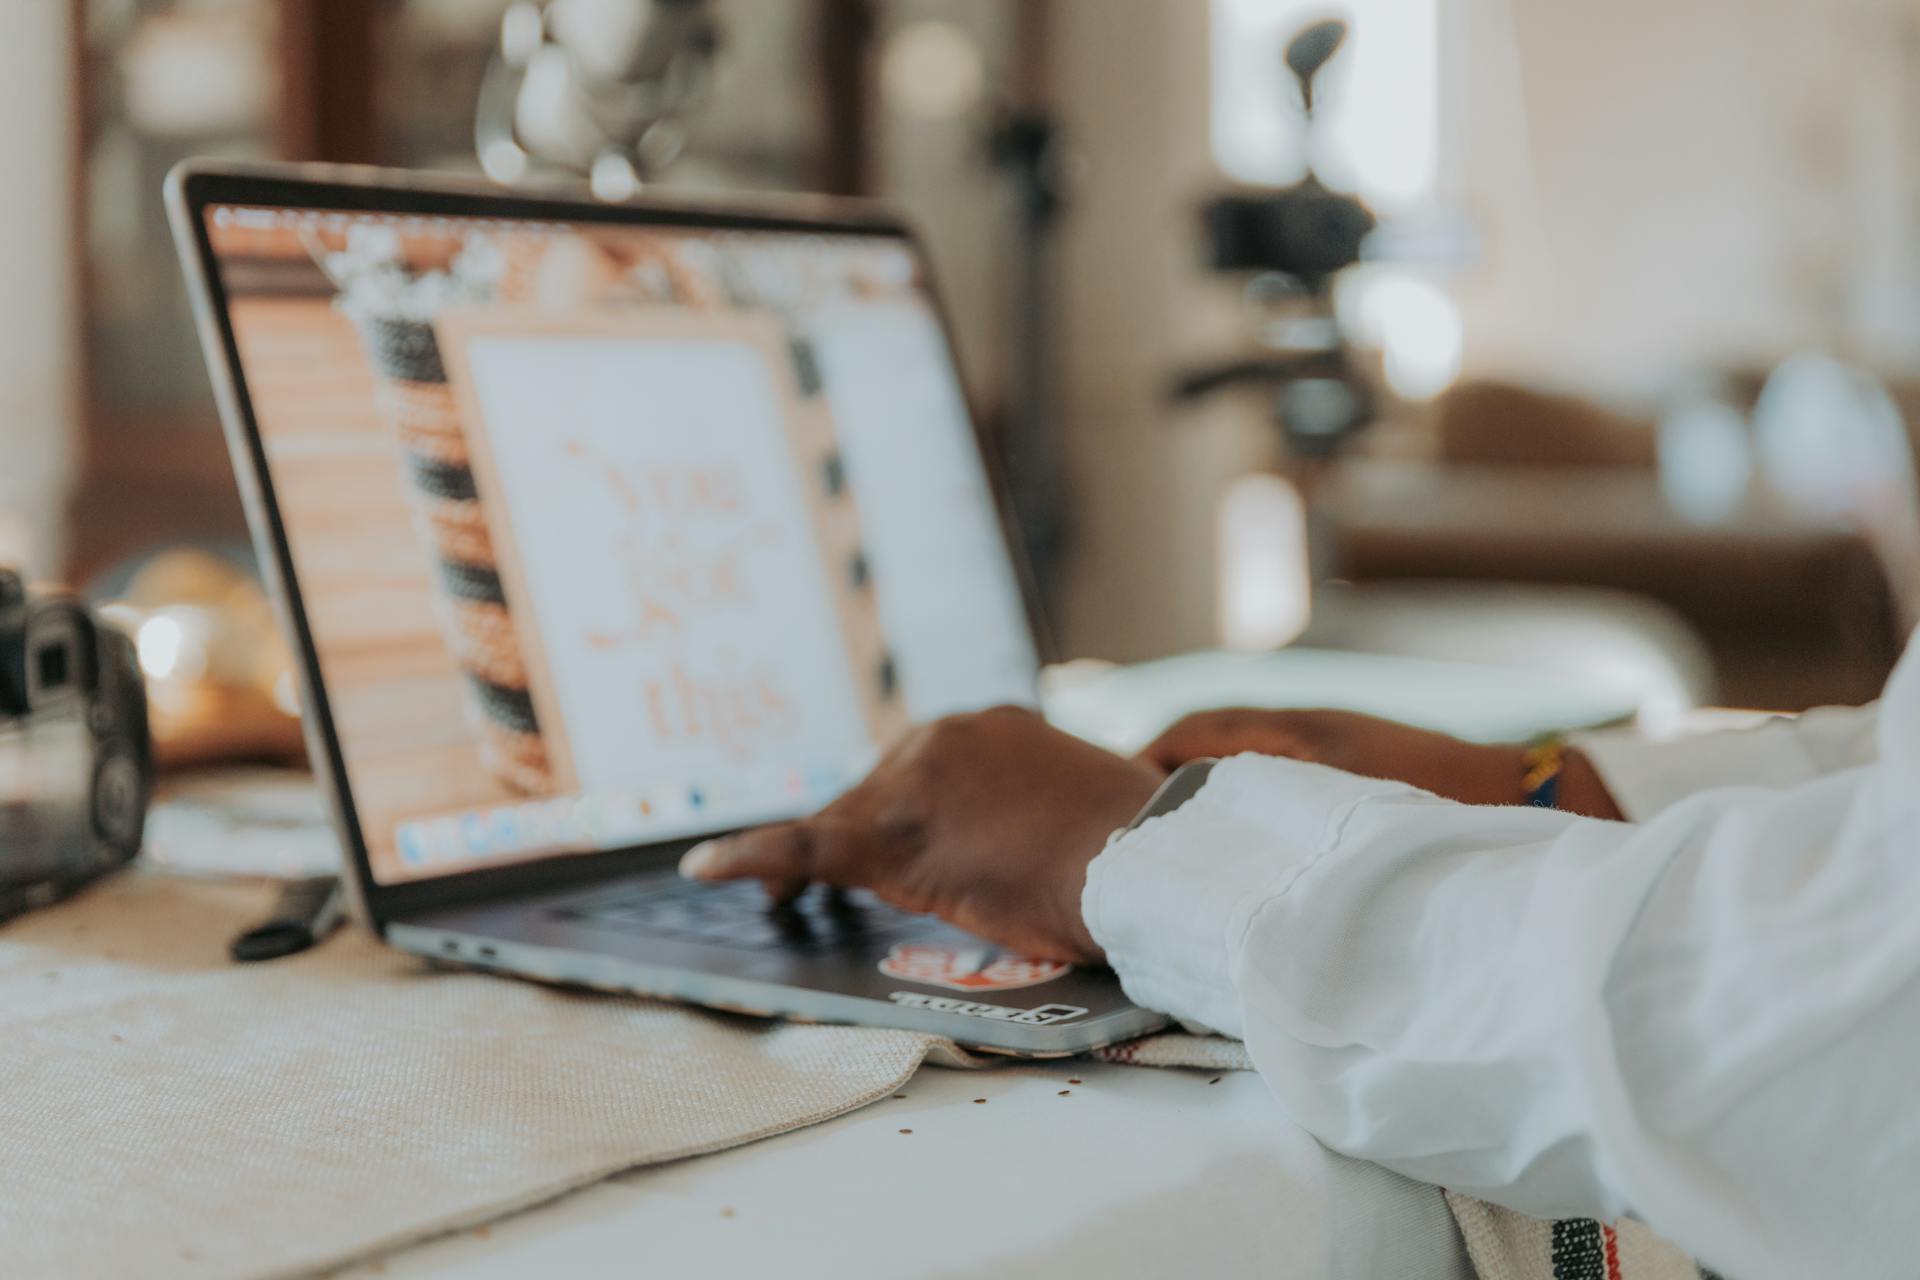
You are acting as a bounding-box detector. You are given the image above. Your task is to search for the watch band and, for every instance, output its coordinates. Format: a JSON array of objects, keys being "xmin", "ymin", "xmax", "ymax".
[{"xmin": 1109, "ymin": 758, "xmax": 1218, "ymax": 844}]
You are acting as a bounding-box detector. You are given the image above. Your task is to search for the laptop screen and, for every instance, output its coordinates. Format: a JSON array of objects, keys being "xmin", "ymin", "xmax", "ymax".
[{"xmin": 199, "ymin": 201, "xmax": 1038, "ymax": 885}]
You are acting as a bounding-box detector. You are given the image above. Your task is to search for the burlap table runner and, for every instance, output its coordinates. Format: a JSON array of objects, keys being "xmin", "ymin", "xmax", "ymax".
[
  {"xmin": 2, "ymin": 873, "xmax": 979, "ymax": 1279},
  {"xmin": 1, "ymin": 872, "xmax": 1701, "ymax": 1280}
]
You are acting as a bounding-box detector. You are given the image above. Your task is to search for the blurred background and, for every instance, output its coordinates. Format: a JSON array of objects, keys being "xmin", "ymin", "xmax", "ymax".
[{"xmin": 6, "ymin": 0, "xmax": 1920, "ymax": 771}]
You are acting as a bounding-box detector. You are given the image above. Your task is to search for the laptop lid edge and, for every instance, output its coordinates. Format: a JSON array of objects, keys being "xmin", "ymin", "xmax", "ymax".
[{"xmin": 166, "ymin": 160, "xmax": 1049, "ymax": 929}]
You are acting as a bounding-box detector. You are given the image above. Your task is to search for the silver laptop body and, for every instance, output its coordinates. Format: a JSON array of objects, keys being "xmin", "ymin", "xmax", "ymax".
[{"xmin": 167, "ymin": 160, "xmax": 1167, "ymax": 1056}]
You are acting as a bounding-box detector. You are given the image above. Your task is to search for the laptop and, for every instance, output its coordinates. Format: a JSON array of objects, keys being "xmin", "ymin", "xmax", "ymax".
[{"xmin": 166, "ymin": 161, "xmax": 1169, "ymax": 1056}]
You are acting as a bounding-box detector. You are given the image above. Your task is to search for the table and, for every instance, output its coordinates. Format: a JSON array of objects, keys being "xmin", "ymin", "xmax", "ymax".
[
  {"xmin": 170, "ymin": 644, "xmax": 1635, "ymax": 1278},
  {"xmin": 344, "ymin": 1055, "xmax": 1471, "ymax": 1279}
]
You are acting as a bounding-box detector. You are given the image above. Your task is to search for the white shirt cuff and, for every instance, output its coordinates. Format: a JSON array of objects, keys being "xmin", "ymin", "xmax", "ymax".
[
  {"xmin": 1081, "ymin": 754, "xmax": 1423, "ymax": 1037},
  {"xmin": 1571, "ymin": 718, "xmax": 1822, "ymax": 821}
]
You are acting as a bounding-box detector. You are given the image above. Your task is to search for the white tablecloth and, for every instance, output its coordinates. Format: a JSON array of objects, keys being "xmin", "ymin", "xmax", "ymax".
[{"xmin": 347, "ymin": 1057, "xmax": 1472, "ymax": 1280}]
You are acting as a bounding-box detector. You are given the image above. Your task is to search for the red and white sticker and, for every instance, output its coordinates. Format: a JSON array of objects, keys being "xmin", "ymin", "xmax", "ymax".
[{"xmin": 878, "ymin": 944, "xmax": 1070, "ymax": 992}]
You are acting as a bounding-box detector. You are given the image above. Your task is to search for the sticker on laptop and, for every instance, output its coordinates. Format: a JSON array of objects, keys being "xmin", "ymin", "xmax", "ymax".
[
  {"xmin": 888, "ymin": 992, "xmax": 1089, "ymax": 1025},
  {"xmin": 877, "ymin": 944, "xmax": 1070, "ymax": 992}
]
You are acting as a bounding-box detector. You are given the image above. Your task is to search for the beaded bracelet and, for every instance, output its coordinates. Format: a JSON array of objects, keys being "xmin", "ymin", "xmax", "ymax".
[{"xmin": 1522, "ymin": 736, "xmax": 1568, "ymax": 809}]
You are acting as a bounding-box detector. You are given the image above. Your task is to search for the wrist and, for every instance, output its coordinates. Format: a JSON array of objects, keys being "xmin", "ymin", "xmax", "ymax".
[
  {"xmin": 1415, "ymin": 741, "xmax": 1534, "ymax": 807},
  {"xmin": 1502, "ymin": 739, "xmax": 1622, "ymax": 819},
  {"xmin": 1381, "ymin": 737, "xmax": 1622, "ymax": 816},
  {"xmin": 1555, "ymin": 749, "xmax": 1624, "ymax": 820}
]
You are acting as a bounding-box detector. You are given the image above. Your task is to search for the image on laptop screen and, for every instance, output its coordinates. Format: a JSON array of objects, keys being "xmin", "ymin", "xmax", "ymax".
[{"xmin": 200, "ymin": 204, "xmax": 1037, "ymax": 884}]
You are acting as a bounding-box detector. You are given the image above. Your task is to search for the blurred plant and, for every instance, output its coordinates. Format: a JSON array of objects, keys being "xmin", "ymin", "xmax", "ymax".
[{"xmin": 474, "ymin": 0, "xmax": 721, "ymax": 199}]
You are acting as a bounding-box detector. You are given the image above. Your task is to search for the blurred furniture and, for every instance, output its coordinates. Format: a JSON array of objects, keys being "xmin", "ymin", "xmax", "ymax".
[
  {"xmin": 70, "ymin": 0, "xmax": 281, "ymax": 580},
  {"xmin": 1429, "ymin": 379, "xmax": 1656, "ymax": 469},
  {"xmin": 1319, "ymin": 381, "xmax": 1914, "ymax": 711},
  {"xmin": 65, "ymin": 0, "xmax": 881, "ymax": 582},
  {"xmin": 1297, "ymin": 581, "xmax": 1713, "ymax": 732}
]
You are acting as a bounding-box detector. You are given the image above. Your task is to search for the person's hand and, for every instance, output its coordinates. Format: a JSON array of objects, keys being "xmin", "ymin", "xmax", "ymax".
[
  {"xmin": 679, "ymin": 706, "xmax": 1165, "ymax": 963},
  {"xmin": 1140, "ymin": 708, "xmax": 1523, "ymax": 804},
  {"xmin": 1139, "ymin": 707, "xmax": 1622, "ymax": 818}
]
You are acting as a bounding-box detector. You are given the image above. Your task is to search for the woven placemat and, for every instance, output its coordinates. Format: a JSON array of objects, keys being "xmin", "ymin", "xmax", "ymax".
[{"xmin": 0, "ymin": 872, "xmax": 968, "ymax": 1280}]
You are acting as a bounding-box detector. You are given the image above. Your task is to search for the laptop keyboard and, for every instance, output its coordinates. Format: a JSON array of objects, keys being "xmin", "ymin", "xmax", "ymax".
[{"xmin": 550, "ymin": 877, "xmax": 926, "ymax": 953}]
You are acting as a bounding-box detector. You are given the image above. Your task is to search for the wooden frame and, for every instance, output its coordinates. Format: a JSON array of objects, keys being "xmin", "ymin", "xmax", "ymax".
[
  {"xmin": 277, "ymin": 0, "xmax": 381, "ymax": 164},
  {"xmin": 817, "ymin": 0, "xmax": 877, "ymax": 197}
]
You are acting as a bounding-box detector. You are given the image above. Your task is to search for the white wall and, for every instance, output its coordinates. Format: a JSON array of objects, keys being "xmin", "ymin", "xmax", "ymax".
[
  {"xmin": 1048, "ymin": 0, "xmax": 1274, "ymax": 661},
  {"xmin": 1044, "ymin": 0, "xmax": 1920, "ymax": 659},
  {"xmin": 1453, "ymin": 0, "xmax": 1920, "ymax": 402},
  {"xmin": 0, "ymin": 3, "xmax": 76, "ymax": 578}
]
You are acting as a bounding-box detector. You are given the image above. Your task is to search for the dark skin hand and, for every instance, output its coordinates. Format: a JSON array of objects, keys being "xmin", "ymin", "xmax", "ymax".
[
  {"xmin": 681, "ymin": 706, "xmax": 1164, "ymax": 963},
  {"xmin": 1138, "ymin": 707, "xmax": 1623, "ymax": 819},
  {"xmin": 684, "ymin": 706, "xmax": 1623, "ymax": 965}
]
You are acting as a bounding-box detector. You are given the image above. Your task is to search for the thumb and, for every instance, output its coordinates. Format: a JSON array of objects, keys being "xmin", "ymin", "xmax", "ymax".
[
  {"xmin": 1138, "ymin": 711, "xmax": 1318, "ymax": 772},
  {"xmin": 1136, "ymin": 722, "xmax": 1219, "ymax": 772}
]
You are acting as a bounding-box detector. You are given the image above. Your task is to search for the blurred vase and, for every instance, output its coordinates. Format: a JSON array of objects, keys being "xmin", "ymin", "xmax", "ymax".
[{"xmin": 102, "ymin": 548, "xmax": 303, "ymax": 770}]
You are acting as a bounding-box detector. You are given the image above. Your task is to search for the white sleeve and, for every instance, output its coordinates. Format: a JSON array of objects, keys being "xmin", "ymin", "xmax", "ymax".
[
  {"xmin": 1083, "ymin": 632, "xmax": 1920, "ymax": 1280},
  {"xmin": 1572, "ymin": 702, "xmax": 1880, "ymax": 820}
]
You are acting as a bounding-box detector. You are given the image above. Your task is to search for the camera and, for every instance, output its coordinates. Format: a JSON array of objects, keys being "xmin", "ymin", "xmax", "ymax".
[
  {"xmin": 1177, "ymin": 18, "xmax": 1377, "ymax": 457},
  {"xmin": 0, "ymin": 569, "xmax": 151, "ymax": 921},
  {"xmin": 1202, "ymin": 177, "xmax": 1376, "ymax": 291},
  {"xmin": 1197, "ymin": 18, "xmax": 1375, "ymax": 291}
]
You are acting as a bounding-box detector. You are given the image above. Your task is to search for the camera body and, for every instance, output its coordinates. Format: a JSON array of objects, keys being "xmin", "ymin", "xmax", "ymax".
[
  {"xmin": 1178, "ymin": 20, "xmax": 1381, "ymax": 458},
  {"xmin": 0, "ymin": 570, "xmax": 151, "ymax": 921},
  {"xmin": 1202, "ymin": 178, "xmax": 1376, "ymax": 293}
]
